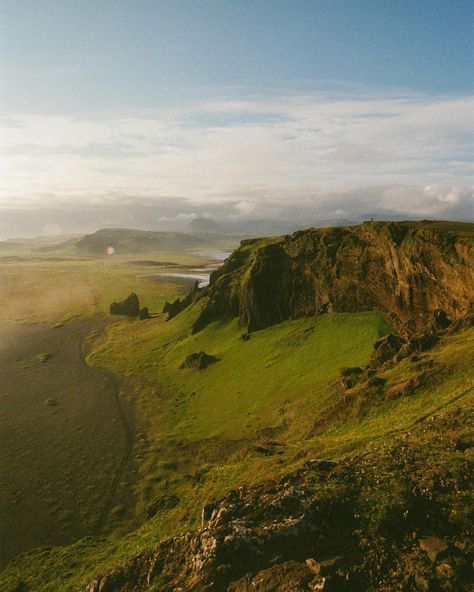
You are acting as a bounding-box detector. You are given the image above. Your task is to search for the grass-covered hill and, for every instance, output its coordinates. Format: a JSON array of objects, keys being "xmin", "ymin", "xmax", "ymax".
[
  {"xmin": 1, "ymin": 221, "xmax": 473, "ymax": 592},
  {"xmin": 68, "ymin": 228, "xmax": 209, "ymax": 255}
]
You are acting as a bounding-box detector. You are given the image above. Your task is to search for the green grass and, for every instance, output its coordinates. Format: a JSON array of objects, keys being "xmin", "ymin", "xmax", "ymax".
[
  {"xmin": 2, "ymin": 297, "xmax": 473, "ymax": 591},
  {"xmin": 91, "ymin": 309, "xmax": 392, "ymax": 440}
]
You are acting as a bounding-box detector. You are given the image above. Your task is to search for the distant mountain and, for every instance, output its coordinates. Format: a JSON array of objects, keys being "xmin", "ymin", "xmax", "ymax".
[
  {"xmin": 187, "ymin": 217, "xmax": 224, "ymax": 234},
  {"xmin": 68, "ymin": 228, "xmax": 207, "ymax": 254}
]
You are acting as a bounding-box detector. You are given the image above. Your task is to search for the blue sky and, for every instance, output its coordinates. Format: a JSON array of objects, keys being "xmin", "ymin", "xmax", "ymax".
[{"xmin": 0, "ymin": 1, "xmax": 472, "ymax": 236}]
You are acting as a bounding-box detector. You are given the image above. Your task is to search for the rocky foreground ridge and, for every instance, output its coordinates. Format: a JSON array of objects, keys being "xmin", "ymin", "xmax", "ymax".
[
  {"xmin": 191, "ymin": 221, "xmax": 474, "ymax": 334},
  {"xmin": 87, "ymin": 409, "xmax": 473, "ymax": 592}
]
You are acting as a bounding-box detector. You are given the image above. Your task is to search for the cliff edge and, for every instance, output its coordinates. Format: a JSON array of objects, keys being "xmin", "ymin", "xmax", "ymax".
[{"xmin": 192, "ymin": 221, "xmax": 474, "ymax": 334}]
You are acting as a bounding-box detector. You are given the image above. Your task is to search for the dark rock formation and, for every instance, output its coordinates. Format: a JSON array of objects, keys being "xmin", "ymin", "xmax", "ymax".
[
  {"xmin": 180, "ymin": 352, "xmax": 219, "ymax": 371},
  {"xmin": 146, "ymin": 494, "xmax": 179, "ymax": 519},
  {"xmin": 163, "ymin": 281, "xmax": 199, "ymax": 320},
  {"xmin": 138, "ymin": 307, "xmax": 149, "ymax": 320},
  {"xmin": 190, "ymin": 221, "xmax": 474, "ymax": 334},
  {"xmin": 369, "ymin": 333, "xmax": 406, "ymax": 368},
  {"xmin": 109, "ymin": 292, "xmax": 140, "ymax": 317}
]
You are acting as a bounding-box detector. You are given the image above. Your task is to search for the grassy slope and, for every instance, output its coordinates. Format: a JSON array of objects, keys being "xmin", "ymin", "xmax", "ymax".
[{"xmin": 2, "ymin": 299, "xmax": 472, "ymax": 591}]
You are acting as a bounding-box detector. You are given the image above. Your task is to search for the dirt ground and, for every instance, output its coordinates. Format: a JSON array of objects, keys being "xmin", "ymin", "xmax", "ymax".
[{"xmin": 0, "ymin": 317, "xmax": 136, "ymax": 568}]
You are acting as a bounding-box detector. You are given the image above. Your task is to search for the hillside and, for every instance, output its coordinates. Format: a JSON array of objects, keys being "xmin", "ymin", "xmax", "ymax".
[
  {"xmin": 187, "ymin": 218, "xmax": 225, "ymax": 235},
  {"xmin": 60, "ymin": 228, "xmax": 209, "ymax": 255},
  {"xmin": 1, "ymin": 221, "xmax": 473, "ymax": 592}
]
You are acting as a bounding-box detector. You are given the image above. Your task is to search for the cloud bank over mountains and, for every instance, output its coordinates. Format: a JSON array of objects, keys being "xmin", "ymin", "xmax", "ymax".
[{"xmin": 1, "ymin": 89, "xmax": 472, "ymax": 238}]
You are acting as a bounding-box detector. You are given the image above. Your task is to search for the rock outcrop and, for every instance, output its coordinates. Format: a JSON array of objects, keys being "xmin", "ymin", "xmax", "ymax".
[
  {"xmin": 163, "ymin": 281, "xmax": 199, "ymax": 320},
  {"xmin": 191, "ymin": 221, "xmax": 474, "ymax": 334},
  {"xmin": 110, "ymin": 292, "xmax": 140, "ymax": 317},
  {"xmin": 180, "ymin": 352, "xmax": 219, "ymax": 371}
]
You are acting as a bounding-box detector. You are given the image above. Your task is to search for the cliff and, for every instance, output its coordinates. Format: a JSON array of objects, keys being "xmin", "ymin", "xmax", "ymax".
[{"xmin": 193, "ymin": 221, "xmax": 474, "ymax": 334}]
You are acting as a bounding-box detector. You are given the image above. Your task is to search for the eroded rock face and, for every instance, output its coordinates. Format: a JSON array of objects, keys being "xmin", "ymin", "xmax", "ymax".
[
  {"xmin": 110, "ymin": 292, "xmax": 140, "ymax": 317},
  {"xmin": 192, "ymin": 221, "xmax": 474, "ymax": 334}
]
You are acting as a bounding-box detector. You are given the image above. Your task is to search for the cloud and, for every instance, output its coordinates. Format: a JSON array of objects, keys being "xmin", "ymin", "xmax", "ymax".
[
  {"xmin": 234, "ymin": 201, "xmax": 256, "ymax": 216},
  {"xmin": 0, "ymin": 89, "xmax": 472, "ymax": 237}
]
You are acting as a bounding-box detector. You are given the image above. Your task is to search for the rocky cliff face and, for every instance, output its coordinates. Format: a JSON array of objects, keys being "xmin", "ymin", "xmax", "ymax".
[{"xmin": 193, "ymin": 221, "xmax": 474, "ymax": 334}]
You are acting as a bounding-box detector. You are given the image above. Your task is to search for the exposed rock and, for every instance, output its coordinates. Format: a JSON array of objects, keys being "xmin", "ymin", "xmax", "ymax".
[
  {"xmin": 190, "ymin": 222, "xmax": 474, "ymax": 334},
  {"xmin": 433, "ymin": 309, "xmax": 451, "ymax": 329},
  {"xmin": 419, "ymin": 536, "xmax": 449, "ymax": 562},
  {"xmin": 163, "ymin": 281, "xmax": 199, "ymax": 320},
  {"xmin": 367, "ymin": 375, "xmax": 387, "ymax": 388},
  {"xmin": 305, "ymin": 556, "xmax": 345, "ymax": 576},
  {"xmin": 228, "ymin": 560, "xmax": 314, "ymax": 591},
  {"xmin": 339, "ymin": 367, "xmax": 364, "ymax": 390},
  {"xmin": 146, "ymin": 494, "xmax": 180, "ymax": 519},
  {"xmin": 387, "ymin": 375, "xmax": 424, "ymax": 398},
  {"xmin": 109, "ymin": 292, "xmax": 140, "ymax": 317},
  {"xmin": 180, "ymin": 352, "xmax": 219, "ymax": 371},
  {"xmin": 370, "ymin": 333, "xmax": 406, "ymax": 367}
]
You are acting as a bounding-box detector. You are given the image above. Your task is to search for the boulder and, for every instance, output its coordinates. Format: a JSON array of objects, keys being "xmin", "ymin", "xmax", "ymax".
[
  {"xmin": 109, "ymin": 292, "xmax": 140, "ymax": 317},
  {"xmin": 180, "ymin": 351, "xmax": 219, "ymax": 371}
]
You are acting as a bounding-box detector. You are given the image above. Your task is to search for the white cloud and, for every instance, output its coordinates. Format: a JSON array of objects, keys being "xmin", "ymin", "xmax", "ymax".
[
  {"xmin": 234, "ymin": 201, "xmax": 256, "ymax": 215},
  {"xmin": 0, "ymin": 89, "xmax": 472, "ymax": 230}
]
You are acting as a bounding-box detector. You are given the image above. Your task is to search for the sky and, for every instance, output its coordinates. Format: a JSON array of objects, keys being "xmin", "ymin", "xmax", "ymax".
[{"xmin": 0, "ymin": 0, "xmax": 473, "ymax": 238}]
